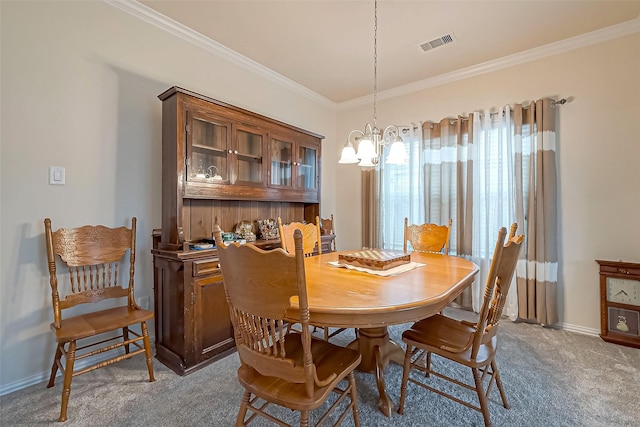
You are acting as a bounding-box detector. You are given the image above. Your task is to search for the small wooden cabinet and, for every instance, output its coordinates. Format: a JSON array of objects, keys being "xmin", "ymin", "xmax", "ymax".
[
  {"xmin": 153, "ymin": 246, "xmax": 235, "ymax": 375},
  {"xmin": 153, "ymin": 87, "xmax": 325, "ymax": 374},
  {"xmin": 596, "ymin": 260, "xmax": 640, "ymax": 349}
]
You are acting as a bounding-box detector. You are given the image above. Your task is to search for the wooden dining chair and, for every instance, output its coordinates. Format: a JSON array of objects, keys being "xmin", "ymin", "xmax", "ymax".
[
  {"xmin": 277, "ymin": 216, "xmax": 322, "ymax": 256},
  {"xmin": 44, "ymin": 217, "xmax": 155, "ymax": 422},
  {"xmin": 278, "ymin": 217, "xmax": 349, "ymax": 341},
  {"xmin": 320, "ymin": 214, "xmax": 336, "ymax": 252},
  {"xmin": 213, "ymin": 225, "xmax": 361, "ymax": 427},
  {"xmin": 403, "ymin": 218, "xmax": 452, "ymax": 254},
  {"xmin": 397, "ymin": 223, "xmax": 524, "ymax": 427}
]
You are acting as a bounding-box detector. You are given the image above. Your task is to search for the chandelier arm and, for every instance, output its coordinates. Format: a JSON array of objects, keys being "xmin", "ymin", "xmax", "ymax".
[
  {"xmin": 348, "ymin": 129, "xmax": 365, "ymax": 144},
  {"xmin": 364, "ymin": 123, "xmax": 374, "ymax": 136},
  {"xmin": 381, "ymin": 125, "xmax": 401, "ymax": 144}
]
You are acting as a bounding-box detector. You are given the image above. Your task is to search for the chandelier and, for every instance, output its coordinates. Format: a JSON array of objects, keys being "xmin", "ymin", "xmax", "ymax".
[{"xmin": 339, "ymin": 0, "xmax": 408, "ymax": 168}]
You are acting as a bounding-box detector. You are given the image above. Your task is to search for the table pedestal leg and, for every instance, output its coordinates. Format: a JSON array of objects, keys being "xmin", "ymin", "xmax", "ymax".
[{"xmin": 348, "ymin": 326, "xmax": 404, "ymax": 417}]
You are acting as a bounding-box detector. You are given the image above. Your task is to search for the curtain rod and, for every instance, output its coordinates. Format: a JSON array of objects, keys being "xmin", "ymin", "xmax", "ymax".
[
  {"xmin": 447, "ymin": 98, "xmax": 568, "ymax": 123},
  {"xmin": 487, "ymin": 98, "xmax": 567, "ymax": 117},
  {"xmin": 415, "ymin": 98, "xmax": 568, "ymax": 129}
]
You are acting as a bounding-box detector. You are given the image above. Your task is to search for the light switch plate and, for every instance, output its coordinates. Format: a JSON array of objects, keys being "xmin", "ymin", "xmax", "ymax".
[{"xmin": 49, "ymin": 166, "xmax": 65, "ymax": 185}]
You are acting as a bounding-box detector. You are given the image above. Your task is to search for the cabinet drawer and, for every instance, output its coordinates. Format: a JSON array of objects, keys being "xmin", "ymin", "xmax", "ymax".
[{"xmin": 193, "ymin": 259, "xmax": 221, "ymax": 277}]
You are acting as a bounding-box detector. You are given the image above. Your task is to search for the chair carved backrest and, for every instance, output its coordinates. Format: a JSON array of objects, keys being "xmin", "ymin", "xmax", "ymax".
[
  {"xmin": 471, "ymin": 223, "xmax": 524, "ymax": 358},
  {"xmin": 213, "ymin": 225, "xmax": 331, "ymax": 399},
  {"xmin": 403, "ymin": 218, "xmax": 452, "ymax": 254},
  {"xmin": 44, "ymin": 217, "xmax": 137, "ymax": 328},
  {"xmin": 320, "ymin": 214, "xmax": 334, "ymax": 235},
  {"xmin": 277, "ymin": 216, "xmax": 322, "ymax": 257}
]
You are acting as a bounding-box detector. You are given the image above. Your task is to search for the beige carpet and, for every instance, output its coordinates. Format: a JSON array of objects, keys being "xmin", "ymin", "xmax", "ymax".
[{"xmin": 1, "ymin": 308, "xmax": 639, "ymax": 426}]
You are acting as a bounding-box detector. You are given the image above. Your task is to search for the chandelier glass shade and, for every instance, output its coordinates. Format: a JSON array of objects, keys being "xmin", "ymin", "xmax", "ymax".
[{"xmin": 339, "ymin": 0, "xmax": 408, "ymax": 168}]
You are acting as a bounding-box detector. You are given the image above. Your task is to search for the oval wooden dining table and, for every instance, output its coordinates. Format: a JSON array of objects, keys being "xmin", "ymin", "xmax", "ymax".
[{"xmin": 286, "ymin": 250, "xmax": 479, "ymax": 417}]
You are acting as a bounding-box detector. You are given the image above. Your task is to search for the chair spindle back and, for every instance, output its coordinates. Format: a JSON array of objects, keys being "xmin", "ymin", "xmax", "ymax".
[
  {"xmin": 44, "ymin": 218, "xmax": 137, "ymax": 328},
  {"xmin": 214, "ymin": 225, "xmax": 326, "ymax": 397},
  {"xmin": 472, "ymin": 223, "xmax": 524, "ymax": 357}
]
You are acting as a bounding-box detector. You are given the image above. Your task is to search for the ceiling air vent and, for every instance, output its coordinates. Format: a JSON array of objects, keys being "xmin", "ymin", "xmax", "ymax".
[{"xmin": 420, "ymin": 33, "xmax": 456, "ymax": 52}]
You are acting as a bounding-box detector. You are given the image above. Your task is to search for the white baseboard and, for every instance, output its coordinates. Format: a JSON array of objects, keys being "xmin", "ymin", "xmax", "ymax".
[{"xmin": 555, "ymin": 322, "xmax": 600, "ymax": 337}]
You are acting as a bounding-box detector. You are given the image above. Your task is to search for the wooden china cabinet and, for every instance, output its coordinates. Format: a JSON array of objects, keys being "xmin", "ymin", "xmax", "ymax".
[{"xmin": 152, "ymin": 87, "xmax": 324, "ymax": 375}]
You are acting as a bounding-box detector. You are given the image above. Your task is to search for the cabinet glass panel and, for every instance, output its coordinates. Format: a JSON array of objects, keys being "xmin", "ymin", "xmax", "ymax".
[
  {"xmin": 297, "ymin": 145, "xmax": 317, "ymax": 189},
  {"xmin": 271, "ymin": 138, "xmax": 292, "ymax": 187},
  {"xmin": 192, "ymin": 117, "xmax": 227, "ymax": 150},
  {"xmin": 236, "ymin": 129, "xmax": 263, "ymax": 184},
  {"xmin": 190, "ymin": 152, "xmax": 227, "ymax": 182},
  {"xmin": 189, "ymin": 117, "xmax": 228, "ymax": 182}
]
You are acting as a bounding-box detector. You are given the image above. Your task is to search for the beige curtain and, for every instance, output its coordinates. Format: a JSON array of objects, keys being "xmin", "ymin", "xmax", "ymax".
[
  {"xmin": 361, "ymin": 169, "xmax": 381, "ymax": 249},
  {"xmin": 514, "ymin": 99, "xmax": 559, "ymax": 325},
  {"xmin": 422, "ymin": 117, "xmax": 475, "ymax": 309},
  {"xmin": 372, "ymin": 98, "xmax": 560, "ymax": 325}
]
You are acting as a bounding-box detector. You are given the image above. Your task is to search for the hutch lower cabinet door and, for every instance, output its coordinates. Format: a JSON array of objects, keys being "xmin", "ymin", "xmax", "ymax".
[{"xmin": 152, "ymin": 248, "xmax": 235, "ymax": 375}]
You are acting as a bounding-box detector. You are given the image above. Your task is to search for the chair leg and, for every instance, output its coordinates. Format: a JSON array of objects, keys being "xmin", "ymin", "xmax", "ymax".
[
  {"xmin": 323, "ymin": 327, "xmax": 329, "ymax": 341},
  {"xmin": 472, "ymin": 367, "xmax": 492, "ymax": 427},
  {"xmin": 300, "ymin": 410, "xmax": 310, "ymax": 427},
  {"xmin": 122, "ymin": 327, "xmax": 130, "ymax": 354},
  {"xmin": 397, "ymin": 344, "xmax": 413, "ymax": 415},
  {"xmin": 58, "ymin": 341, "xmax": 77, "ymax": 422},
  {"xmin": 141, "ymin": 322, "xmax": 155, "ymax": 382},
  {"xmin": 348, "ymin": 371, "xmax": 361, "ymax": 427},
  {"xmin": 235, "ymin": 390, "xmax": 251, "ymax": 427},
  {"xmin": 426, "ymin": 351, "xmax": 432, "ymax": 377},
  {"xmin": 47, "ymin": 345, "xmax": 63, "ymax": 388},
  {"xmin": 492, "ymin": 360, "xmax": 510, "ymax": 409}
]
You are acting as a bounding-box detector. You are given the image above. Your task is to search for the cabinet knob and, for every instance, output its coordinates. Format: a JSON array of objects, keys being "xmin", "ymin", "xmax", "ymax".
[
  {"xmin": 228, "ymin": 149, "xmax": 232, "ymax": 154},
  {"xmin": 234, "ymin": 150, "xmax": 238, "ymax": 154}
]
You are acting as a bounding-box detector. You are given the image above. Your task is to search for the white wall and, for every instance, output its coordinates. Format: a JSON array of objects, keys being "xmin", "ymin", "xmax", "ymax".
[
  {"xmin": 0, "ymin": 1, "xmax": 336, "ymax": 392},
  {"xmin": 336, "ymin": 32, "xmax": 640, "ymax": 334}
]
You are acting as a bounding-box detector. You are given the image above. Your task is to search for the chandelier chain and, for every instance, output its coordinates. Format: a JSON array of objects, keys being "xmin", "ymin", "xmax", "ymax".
[
  {"xmin": 373, "ymin": 0, "xmax": 378, "ymax": 128},
  {"xmin": 338, "ymin": 0, "xmax": 407, "ymax": 167}
]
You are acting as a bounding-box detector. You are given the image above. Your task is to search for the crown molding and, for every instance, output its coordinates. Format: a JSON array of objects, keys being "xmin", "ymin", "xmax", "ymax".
[
  {"xmin": 338, "ymin": 16, "xmax": 640, "ymax": 111},
  {"xmin": 106, "ymin": 0, "xmax": 336, "ymax": 109},
  {"xmin": 107, "ymin": 1, "xmax": 638, "ymax": 113}
]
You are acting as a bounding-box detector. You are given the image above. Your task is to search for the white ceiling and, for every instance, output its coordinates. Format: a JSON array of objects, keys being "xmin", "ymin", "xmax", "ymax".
[{"xmin": 138, "ymin": 0, "xmax": 640, "ymax": 104}]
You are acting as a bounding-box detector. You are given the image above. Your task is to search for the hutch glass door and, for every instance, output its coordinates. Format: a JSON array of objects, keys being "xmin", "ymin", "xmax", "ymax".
[
  {"xmin": 234, "ymin": 127, "xmax": 265, "ymax": 186},
  {"xmin": 186, "ymin": 112, "xmax": 229, "ymax": 183},
  {"xmin": 270, "ymin": 137, "xmax": 293, "ymax": 187},
  {"xmin": 297, "ymin": 144, "xmax": 317, "ymax": 190}
]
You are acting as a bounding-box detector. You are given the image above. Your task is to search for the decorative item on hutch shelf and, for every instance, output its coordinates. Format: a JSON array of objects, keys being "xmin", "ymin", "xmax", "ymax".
[
  {"xmin": 339, "ymin": 249, "xmax": 410, "ymax": 271},
  {"xmin": 193, "ymin": 162, "xmax": 223, "ymax": 182},
  {"xmin": 596, "ymin": 260, "xmax": 640, "ymax": 349},
  {"xmin": 235, "ymin": 221, "xmax": 256, "ymax": 242},
  {"xmin": 257, "ymin": 218, "xmax": 279, "ymax": 240},
  {"xmin": 206, "ymin": 165, "xmax": 223, "ymax": 182}
]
